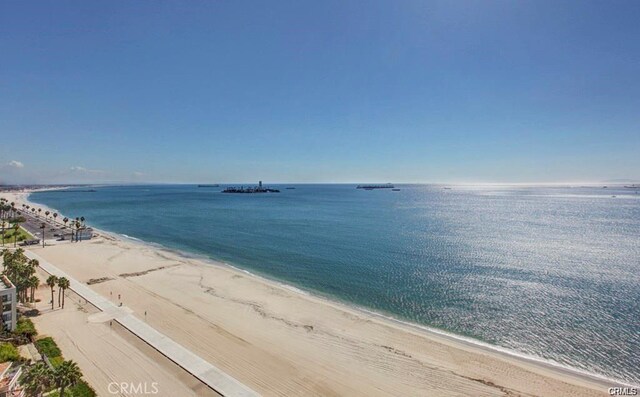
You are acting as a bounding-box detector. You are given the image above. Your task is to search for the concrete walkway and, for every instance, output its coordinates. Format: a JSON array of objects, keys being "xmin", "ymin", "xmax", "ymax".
[{"xmin": 25, "ymin": 250, "xmax": 260, "ymax": 397}]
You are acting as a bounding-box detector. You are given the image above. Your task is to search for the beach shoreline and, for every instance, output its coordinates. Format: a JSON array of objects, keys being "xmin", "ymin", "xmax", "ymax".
[
  {"xmin": 96, "ymin": 231, "xmax": 626, "ymax": 389},
  {"xmin": 1, "ymin": 187, "xmax": 621, "ymax": 395}
]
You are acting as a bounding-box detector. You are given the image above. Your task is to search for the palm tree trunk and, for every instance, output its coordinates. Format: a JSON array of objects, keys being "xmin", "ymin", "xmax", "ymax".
[
  {"xmin": 51, "ymin": 288, "xmax": 54, "ymax": 310},
  {"xmin": 58, "ymin": 288, "xmax": 61, "ymax": 307},
  {"xmin": 62, "ymin": 289, "xmax": 65, "ymax": 309}
]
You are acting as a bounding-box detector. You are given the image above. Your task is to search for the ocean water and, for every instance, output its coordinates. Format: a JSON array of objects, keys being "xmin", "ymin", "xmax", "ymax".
[{"xmin": 30, "ymin": 184, "xmax": 640, "ymax": 383}]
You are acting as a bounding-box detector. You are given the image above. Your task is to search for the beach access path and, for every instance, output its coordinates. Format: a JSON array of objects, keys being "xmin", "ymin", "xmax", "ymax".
[{"xmin": 24, "ymin": 249, "xmax": 260, "ymax": 397}]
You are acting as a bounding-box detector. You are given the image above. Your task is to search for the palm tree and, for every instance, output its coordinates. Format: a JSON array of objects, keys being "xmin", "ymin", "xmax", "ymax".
[
  {"xmin": 24, "ymin": 259, "xmax": 39, "ymax": 303},
  {"xmin": 29, "ymin": 275, "xmax": 39, "ymax": 302},
  {"xmin": 21, "ymin": 361, "xmax": 53, "ymax": 396},
  {"xmin": 2, "ymin": 250, "xmax": 39, "ymax": 303},
  {"xmin": 40, "ymin": 223, "xmax": 46, "ymax": 248},
  {"xmin": 46, "ymin": 275, "xmax": 58, "ymax": 310},
  {"xmin": 45, "ymin": 210, "xmax": 50, "ymax": 222},
  {"xmin": 53, "ymin": 360, "xmax": 83, "ymax": 397},
  {"xmin": 12, "ymin": 223, "xmax": 19, "ymax": 247},
  {"xmin": 53, "ymin": 212, "xmax": 58, "ymax": 225},
  {"xmin": 58, "ymin": 277, "xmax": 70, "ymax": 308},
  {"xmin": 62, "ymin": 217, "xmax": 71, "ymax": 242},
  {"xmin": 0, "ymin": 209, "xmax": 4, "ymax": 246},
  {"xmin": 37, "ymin": 208, "xmax": 42, "ymax": 218},
  {"xmin": 75, "ymin": 220, "xmax": 81, "ymax": 242},
  {"xmin": 0, "ymin": 203, "xmax": 9, "ymax": 245}
]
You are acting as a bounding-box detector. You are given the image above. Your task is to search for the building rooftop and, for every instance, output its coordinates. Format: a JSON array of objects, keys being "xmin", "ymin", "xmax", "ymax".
[
  {"xmin": 0, "ymin": 276, "xmax": 15, "ymax": 291},
  {"xmin": 0, "ymin": 362, "xmax": 10, "ymax": 378}
]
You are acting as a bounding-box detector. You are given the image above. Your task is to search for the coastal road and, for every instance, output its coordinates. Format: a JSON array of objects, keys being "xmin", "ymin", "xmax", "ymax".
[
  {"xmin": 9, "ymin": 210, "xmax": 66, "ymax": 242},
  {"xmin": 24, "ymin": 250, "xmax": 260, "ymax": 397}
]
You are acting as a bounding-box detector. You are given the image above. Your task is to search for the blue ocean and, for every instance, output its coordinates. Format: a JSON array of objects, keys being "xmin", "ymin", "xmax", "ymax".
[{"xmin": 30, "ymin": 184, "xmax": 640, "ymax": 384}]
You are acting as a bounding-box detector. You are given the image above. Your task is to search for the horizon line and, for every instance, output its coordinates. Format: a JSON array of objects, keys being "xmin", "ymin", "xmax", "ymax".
[{"xmin": 2, "ymin": 180, "xmax": 639, "ymax": 187}]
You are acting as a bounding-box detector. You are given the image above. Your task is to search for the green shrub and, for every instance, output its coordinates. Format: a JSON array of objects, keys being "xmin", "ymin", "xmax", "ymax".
[
  {"xmin": 50, "ymin": 355, "xmax": 64, "ymax": 367},
  {"xmin": 70, "ymin": 380, "xmax": 96, "ymax": 397},
  {"xmin": 35, "ymin": 337, "xmax": 62, "ymax": 358},
  {"xmin": 0, "ymin": 343, "xmax": 20, "ymax": 362},
  {"xmin": 15, "ymin": 318, "xmax": 37, "ymax": 339},
  {"xmin": 46, "ymin": 380, "xmax": 95, "ymax": 397}
]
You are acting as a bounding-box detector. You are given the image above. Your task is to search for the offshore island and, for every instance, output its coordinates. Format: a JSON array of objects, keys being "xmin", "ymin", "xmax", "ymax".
[{"xmin": 223, "ymin": 181, "xmax": 280, "ymax": 193}]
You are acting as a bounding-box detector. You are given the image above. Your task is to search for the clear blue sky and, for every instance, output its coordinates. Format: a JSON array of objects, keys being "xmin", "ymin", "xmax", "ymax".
[{"xmin": 1, "ymin": 0, "xmax": 639, "ymax": 184}]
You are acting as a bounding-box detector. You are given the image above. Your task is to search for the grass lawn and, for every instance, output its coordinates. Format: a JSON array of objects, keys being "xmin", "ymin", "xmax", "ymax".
[{"xmin": 0, "ymin": 225, "xmax": 35, "ymax": 245}]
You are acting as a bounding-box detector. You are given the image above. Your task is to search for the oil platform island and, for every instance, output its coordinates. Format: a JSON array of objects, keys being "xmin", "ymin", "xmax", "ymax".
[
  {"xmin": 223, "ymin": 181, "xmax": 280, "ymax": 193},
  {"xmin": 356, "ymin": 183, "xmax": 395, "ymax": 190}
]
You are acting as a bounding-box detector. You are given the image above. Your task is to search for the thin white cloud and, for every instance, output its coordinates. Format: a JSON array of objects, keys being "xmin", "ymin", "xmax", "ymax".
[
  {"xmin": 7, "ymin": 160, "xmax": 24, "ymax": 168},
  {"xmin": 133, "ymin": 171, "xmax": 145, "ymax": 177},
  {"xmin": 70, "ymin": 166, "xmax": 105, "ymax": 174}
]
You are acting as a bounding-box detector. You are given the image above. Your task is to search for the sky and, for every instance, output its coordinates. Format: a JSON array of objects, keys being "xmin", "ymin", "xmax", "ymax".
[{"xmin": 1, "ymin": 0, "xmax": 639, "ymax": 184}]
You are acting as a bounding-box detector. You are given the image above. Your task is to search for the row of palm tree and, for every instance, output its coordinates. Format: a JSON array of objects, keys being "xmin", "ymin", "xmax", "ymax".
[
  {"xmin": 1, "ymin": 249, "xmax": 40, "ymax": 304},
  {"xmin": 18, "ymin": 203, "xmax": 62, "ymax": 226},
  {"xmin": 20, "ymin": 203, "xmax": 59, "ymax": 224},
  {"xmin": 45, "ymin": 275, "xmax": 70, "ymax": 309},
  {"xmin": 1, "ymin": 199, "xmax": 29, "ymax": 247},
  {"xmin": 0, "ymin": 199, "xmax": 17, "ymax": 220},
  {"xmin": 21, "ymin": 359, "xmax": 83, "ymax": 397},
  {"xmin": 1, "ymin": 222, "xmax": 23, "ymax": 247},
  {"xmin": 1, "ymin": 252, "xmax": 72, "ymax": 310},
  {"xmin": 1, "ymin": 197, "xmax": 90, "ymax": 245},
  {"xmin": 0, "ymin": 199, "xmax": 16, "ymax": 246}
]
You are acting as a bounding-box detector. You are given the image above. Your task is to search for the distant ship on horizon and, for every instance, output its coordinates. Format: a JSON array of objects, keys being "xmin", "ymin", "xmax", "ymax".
[{"xmin": 357, "ymin": 183, "xmax": 394, "ymax": 190}]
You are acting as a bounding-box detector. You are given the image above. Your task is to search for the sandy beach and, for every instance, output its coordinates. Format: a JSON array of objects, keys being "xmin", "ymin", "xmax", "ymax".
[
  {"xmin": 29, "ymin": 269, "xmax": 217, "ymax": 397},
  {"xmin": 2, "ymin": 190, "xmax": 612, "ymax": 396}
]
